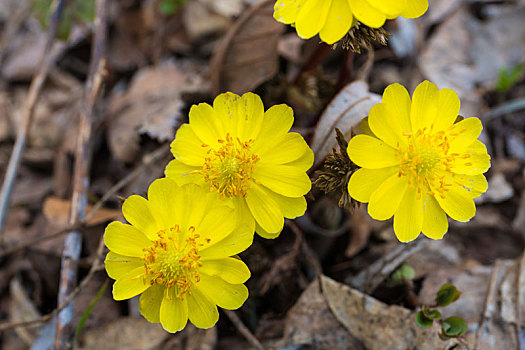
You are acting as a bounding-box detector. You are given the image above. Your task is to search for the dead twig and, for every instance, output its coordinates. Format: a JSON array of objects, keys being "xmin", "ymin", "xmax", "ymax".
[
  {"xmin": 0, "ymin": 231, "xmax": 106, "ymax": 333},
  {"xmin": 349, "ymin": 238, "xmax": 428, "ymax": 294},
  {"xmin": 258, "ymin": 221, "xmax": 305, "ymax": 295},
  {"xmin": 0, "ymin": 0, "xmax": 66, "ymax": 239},
  {"xmin": 0, "ymin": 144, "xmax": 169, "ymax": 260},
  {"xmin": 224, "ymin": 310, "xmax": 265, "ymax": 350},
  {"xmin": 54, "ymin": 0, "xmax": 108, "ymax": 348}
]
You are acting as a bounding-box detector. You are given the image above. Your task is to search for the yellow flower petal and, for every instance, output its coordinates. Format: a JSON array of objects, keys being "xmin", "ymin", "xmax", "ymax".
[
  {"xmin": 274, "ymin": 0, "xmax": 306, "ymax": 24},
  {"xmin": 122, "ymin": 195, "xmax": 158, "ymax": 240},
  {"xmin": 368, "ymin": 172, "xmax": 409, "ymax": 220},
  {"xmin": 453, "ymin": 174, "xmax": 488, "ymax": 198},
  {"xmin": 147, "ymin": 178, "xmax": 180, "ymax": 231},
  {"xmin": 349, "ymin": 0, "xmax": 387, "ymax": 28},
  {"xmin": 367, "ymin": 0, "xmax": 405, "ymax": 17},
  {"xmin": 211, "ymin": 92, "xmax": 265, "ymax": 141},
  {"xmin": 369, "ymin": 103, "xmax": 409, "ymax": 149},
  {"xmin": 347, "ymin": 135, "xmax": 400, "ymax": 169},
  {"xmin": 295, "ymin": 0, "xmax": 331, "ymax": 39},
  {"xmin": 200, "ymin": 225, "xmax": 254, "ymax": 259},
  {"xmin": 450, "ymin": 151, "xmax": 491, "ymax": 176},
  {"xmin": 105, "ymin": 251, "xmax": 143, "ymax": 280},
  {"xmin": 232, "ymin": 197, "xmax": 256, "ymax": 230},
  {"xmin": 104, "ymin": 222, "xmax": 152, "ymax": 258},
  {"xmin": 187, "ymin": 290, "xmax": 219, "ymax": 329},
  {"xmin": 149, "ymin": 180, "xmax": 212, "ymax": 233},
  {"xmin": 410, "ymin": 80, "xmax": 439, "ymax": 131},
  {"xmin": 159, "ymin": 292, "xmax": 188, "ymax": 333},
  {"xmin": 112, "ymin": 267, "xmax": 150, "ymax": 300},
  {"xmin": 319, "ymin": 0, "xmax": 353, "ymax": 45},
  {"xmin": 262, "ymin": 186, "xmax": 307, "ymax": 219},
  {"xmin": 253, "ymin": 104, "xmax": 294, "ymax": 154},
  {"xmin": 245, "ymin": 185, "xmax": 284, "ymax": 234},
  {"xmin": 258, "ymin": 133, "xmax": 311, "ymax": 165},
  {"xmin": 164, "ymin": 159, "xmax": 202, "ymax": 186},
  {"xmin": 199, "ymin": 274, "xmax": 248, "ymax": 310},
  {"xmin": 170, "ymin": 124, "xmax": 207, "ymax": 167},
  {"xmin": 212, "ymin": 92, "xmax": 239, "ymax": 132},
  {"xmin": 282, "ymin": 147, "xmax": 314, "ymax": 171},
  {"xmin": 448, "ymin": 117, "xmax": 483, "ymax": 151},
  {"xmin": 432, "ymin": 88, "xmax": 460, "ymax": 131},
  {"xmin": 188, "ymin": 103, "xmax": 224, "ymax": 147},
  {"xmin": 196, "ymin": 206, "xmax": 237, "ymax": 246},
  {"xmin": 255, "ymin": 221, "xmax": 281, "ymax": 239},
  {"xmin": 393, "ymin": 188, "xmax": 423, "ymax": 242},
  {"xmin": 422, "ymin": 195, "xmax": 448, "ymax": 240},
  {"xmin": 401, "ymin": 0, "xmax": 428, "ymax": 18},
  {"xmin": 382, "ymin": 83, "xmax": 412, "ymax": 134},
  {"xmin": 255, "ymin": 164, "xmax": 311, "ymax": 197},
  {"xmin": 139, "ymin": 284, "xmax": 163, "ymax": 323},
  {"xmin": 199, "ymin": 257, "xmax": 251, "ymax": 284},
  {"xmin": 348, "ymin": 166, "xmax": 398, "ymax": 203},
  {"xmin": 235, "ymin": 93, "xmax": 265, "ymax": 141},
  {"xmin": 433, "ymin": 186, "xmax": 475, "ymax": 222}
]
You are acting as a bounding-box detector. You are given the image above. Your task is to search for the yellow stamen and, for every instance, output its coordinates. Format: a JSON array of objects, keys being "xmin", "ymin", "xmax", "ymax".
[
  {"xmin": 199, "ymin": 133, "xmax": 260, "ymax": 199},
  {"xmin": 141, "ymin": 226, "xmax": 210, "ymax": 300}
]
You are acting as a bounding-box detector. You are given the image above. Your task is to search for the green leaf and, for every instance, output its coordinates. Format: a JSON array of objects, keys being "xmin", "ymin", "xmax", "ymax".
[
  {"xmin": 31, "ymin": 0, "xmax": 96, "ymax": 41},
  {"xmin": 386, "ymin": 263, "xmax": 415, "ymax": 287},
  {"xmin": 72, "ymin": 280, "xmax": 109, "ymax": 350},
  {"xmin": 415, "ymin": 311, "xmax": 433, "ymax": 328},
  {"xmin": 422, "ymin": 306, "xmax": 441, "ymax": 320},
  {"xmin": 159, "ymin": 0, "xmax": 187, "ymax": 15},
  {"xmin": 435, "ymin": 283, "xmax": 461, "ymax": 307},
  {"xmin": 496, "ymin": 65, "xmax": 524, "ymax": 94},
  {"xmin": 441, "ymin": 316, "xmax": 467, "ymax": 338}
]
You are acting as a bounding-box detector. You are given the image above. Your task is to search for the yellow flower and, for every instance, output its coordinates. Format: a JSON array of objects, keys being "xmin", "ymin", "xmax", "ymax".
[
  {"xmin": 165, "ymin": 92, "xmax": 313, "ymax": 239},
  {"xmin": 104, "ymin": 179, "xmax": 253, "ymax": 333},
  {"xmin": 347, "ymin": 81, "xmax": 491, "ymax": 243},
  {"xmin": 273, "ymin": 0, "xmax": 429, "ymax": 44}
]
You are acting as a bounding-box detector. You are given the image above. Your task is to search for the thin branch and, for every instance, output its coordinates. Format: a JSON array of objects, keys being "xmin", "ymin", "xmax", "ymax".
[
  {"xmin": 0, "ymin": 231, "xmax": 107, "ymax": 333},
  {"xmin": 54, "ymin": 0, "xmax": 108, "ymax": 348},
  {"xmin": 0, "ymin": 144, "xmax": 169, "ymax": 260},
  {"xmin": 481, "ymin": 97, "xmax": 525, "ymax": 122},
  {"xmin": 224, "ymin": 310, "xmax": 265, "ymax": 350},
  {"xmin": 0, "ymin": 0, "xmax": 67, "ymax": 239}
]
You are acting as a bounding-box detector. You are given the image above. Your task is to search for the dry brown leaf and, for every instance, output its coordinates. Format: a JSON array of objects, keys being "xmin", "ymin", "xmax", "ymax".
[
  {"xmin": 418, "ymin": 255, "xmax": 525, "ymax": 350},
  {"xmin": 419, "ymin": 6, "xmax": 525, "ymax": 117},
  {"xmin": 280, "ymin": 275, "xmax": 466, "ymax": 350},
  {"xmin": 77, "ymin": 317, "xmax": 168, "ymax": 350},
  {"xmin": 210, "ymin": 0, "xmax": 285, "ymax": 95},
  {"xmin": 106, "ymin": 60, "xmax": 207, "ymax": 163},
  {"xmin": 310, "ymin": 80, "xmax": 380, "ymax": 167},
  {"xmin": 42, "ymin": 197, "xmax": 121, "ymax": 228},
  {"xmin": 9, "ymin": 70, "xmax": 82, "ymax": 153}
]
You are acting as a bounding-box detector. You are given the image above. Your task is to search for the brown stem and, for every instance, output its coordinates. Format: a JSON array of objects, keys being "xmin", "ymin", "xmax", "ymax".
[
  {"xmin": 293, "ymin": 43, "xmax": 332, "ymax": 86},
  {"xmin": 224, "ymin": 310, "xmax": 265, "ymax": 350},
  {"xmin": 334, "ymin": 50, "xmax": 354, "ymax": 94},
  {"xmin": 54, "ymin": 0, "xmax": 108, "ymax": 348}
]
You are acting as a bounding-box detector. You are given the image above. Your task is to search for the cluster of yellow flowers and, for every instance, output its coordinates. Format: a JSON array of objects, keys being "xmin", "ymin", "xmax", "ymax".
[
  {"xmin": 103, "ymin": 2, "xmax": 491, "ymax": 334},
  {"xmin": 274, "ymin": 0, "xmax": 429, "ymax": 44},
  {"xmin": 104, "ymin": 93, "xmax": 313, "ymax": 332}
]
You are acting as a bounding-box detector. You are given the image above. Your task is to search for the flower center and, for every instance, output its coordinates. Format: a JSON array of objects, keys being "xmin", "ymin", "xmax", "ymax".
[
  {"xmin": 141, "ymin": 226, "xmax": 207, "ymax": 300},
  {"xmin": 199, "ymin": 133, "xmax": 260, "ymax": 199},
  {"xmin": 397, "ymin": 127, "xmax": 466, "ymax": 199}
]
